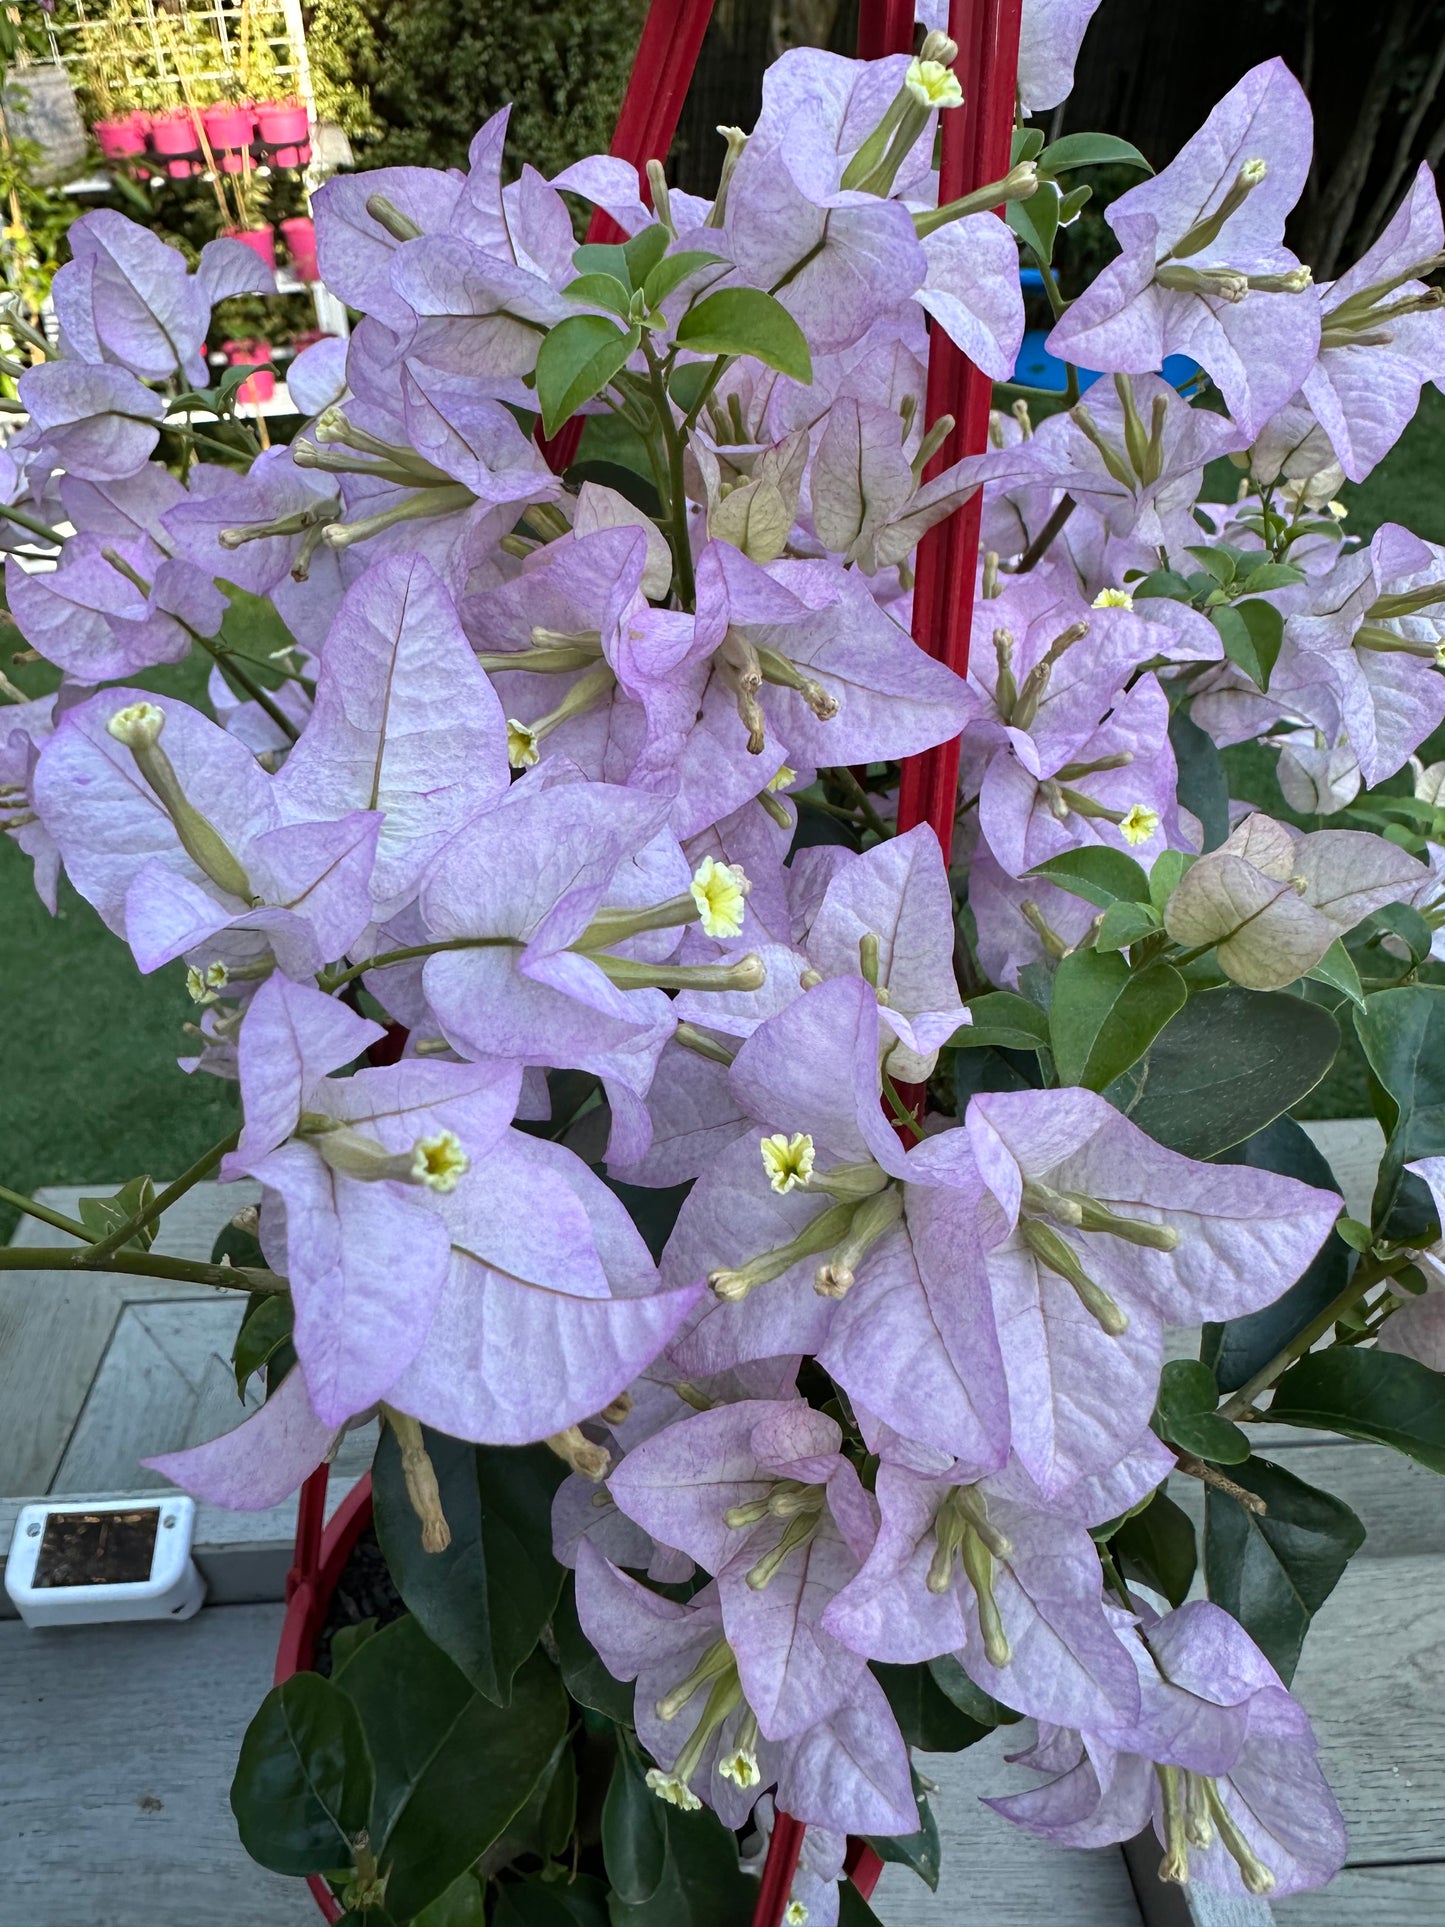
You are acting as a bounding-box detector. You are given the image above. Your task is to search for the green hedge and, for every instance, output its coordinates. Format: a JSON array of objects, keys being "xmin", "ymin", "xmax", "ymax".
[{"xmin": 308, "ymin": 0, "xmax": 649, "ymax": 177}]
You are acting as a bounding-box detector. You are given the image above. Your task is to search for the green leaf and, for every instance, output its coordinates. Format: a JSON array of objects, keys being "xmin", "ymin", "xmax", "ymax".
[
  {"xmin": 233, "ymin": 1291, "xmax": 295, "ymax": 1396},
  {"xmin": 1026, "ymin": 846, "xmax": 1151, "ymax": 910},
  {"xmin": 1148, "ymin": 848, "xmax": 1194, "ymax": 910},
  {"xmin": 373, "ymin": 1426, "xmax": 565, "ymax": 1705},
  {"xmin": 1168, "ymin": 703, "xmax": 1230, "ymax": 850},
  {"xmin": 1037, "ymin": 132, "xmax": 1152, "ymax": 174},
  {"xmin": 494, "ymin": 1875, "xmax": 610, "ymax": 1927},
  {"xmin": 953, "ymin": 1044, "xmax": 1040, "ymax": 1107},
  {"xmin": 1109, "ymin": 1489, "xmax": 1197, "ymax": 1607},
  {"xmin": 414, "ymin": 1873, "xmax": 489, "ymax": 1927},
  {"xmin": 1012, "ymin": 126, "xmax": 1046, "ymax": 164},
  {"xmin": 1268, "ymin": 1348, "xmax": 1445, "ymax": 1473},
  {"xmin": 1212, "ymin": 598, "xmax": 1282, "ymax": 689},
  {"xmin": 605, "ymin": 1800, "xmax": 757, "ymax": 1927},
  {"xmin": 77, "ymin": 1173, "xmax": 156, "ymax": 1253},
  {"xmin": 1094, "ymin": 900, "xmax": 1162, "ymax": 952},
  {"xmin": 563, "ymin": 272, "xmax": 634, "ymax": 318},
  {"xmin": 865, "ymin": 1768, "xmax": 940, "ymax": 1891},
  {"xmin": 1117, "ymin": 986, "xmax": 1339, "ymax": 1159},
  {"xmin": 875, "ymin": 1661, "xmax": 993, "ymax": 1752},
  {"xmin": 925, "ymin": 1653, "xmax": 1019, "ymax": 1726},
  {"xmin": 337, "ymin": 1622, "xmax": 568, "ymax": 1920},
  {"xmin": 1204, "ymin": 1118, "xmax": 1352, "ymax": 1393},
  {"xmin": 1057, "ymin": 182, "xmax": 1093, "ymax": 223},
  {"xmin": 1355, "ymin": 901, "xmax": 1434, "ymax": 971},
  {"xmin": 535, "ymin": 314, "xmax": 639, "ymax": 438},
  {"xmin": 622, "ymin": 223, "xmax": 672, "ymax": 289},
  {"xmin": 489, "ymin": 1729, "xmax": 577, "ymax": 1867},
  {"xmin": 675, "ymin": 288, "xmax": 812, "ymax": 383},
  {"xmin": 1204, "ymin": 1456, "xmax": 1365, "ymax": 1682},
  {"xmin": 216, "ymin": 585, "xmax": 304, "ymax": 688},
  {"xmin": 1306, "ymin": 937, "xmax": 1365, "ymax": 1011},
  {"xmin": 950, "ymin": 992, "xmax": 1051, "ymax": 1051},
  {"xmin": 1155, "ymin": 1358, "xmax": 1249, "ymax": 1463},
  {"xmin": 572, "ymin": 241, "xmax": 631, "ymax": 284},
  {"xmin": 642, "ymin": 250, "xmax": 726, "ymax": 309},
  {"xmin": 231, "ymin": 1673, "xmax": 374, "ymax": 1877},
  {"xmin": 1187, "ymin": 545, "xmax": 1236, "ymax": 585},
  {"xmin": 1240, "ymin": 561, "xmax": 1306, "ymax": 593},
  {"xmin": 552, "ymin": 1574, "xmax": 634, "ymax": 1722},
  {"xmin": 1050, "ymin": 951, "xmax": 1187, "ymax": 1091},
  {"xmin": 839, "ymin": 1889, "xmax": 888, "ymax": 1927},
  {"xmin": 330, "ymin": 1618, "xmax": 378, "ymax": 1678},
  {"xmin": 1008, "ymin": 183, "xmax": 1060, "ymax": 265},
  {"xmin": 1132, "ymin": 568, "xmax": 1195, "ymax": 602},
  {"xmin": 602, "ymin": 1733, "xmax": 668, "ymax": 1906},
  {"xmin": 1355, "ymin": 985, "xmax": 1445, "ymax": 1219}
]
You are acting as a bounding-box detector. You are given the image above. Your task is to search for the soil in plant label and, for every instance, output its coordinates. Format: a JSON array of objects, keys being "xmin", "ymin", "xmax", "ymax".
[{"xmin": 33, "ymin": 1508, "xmax": 160, "ymax": 1587}]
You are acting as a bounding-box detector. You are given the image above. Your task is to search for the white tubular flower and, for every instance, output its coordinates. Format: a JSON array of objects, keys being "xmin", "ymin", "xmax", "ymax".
[
  {"xmin": 1120, "ymin": 804, "xmax": 1161, "ymax": 846},
  {"xmin": 760, "ymin": 1132, "xmax": 815, "ymax": 1194},
  {"xmin": 906, "ymin": 57, "xmax": 963, "ymax": 110},
  {"xmin": 690, "ymin": 856, "xmax": 749, "ymax": 938},
  {"xmin": 409, "ymin": 1130, "xmax": 470, "ymax": 1193}
]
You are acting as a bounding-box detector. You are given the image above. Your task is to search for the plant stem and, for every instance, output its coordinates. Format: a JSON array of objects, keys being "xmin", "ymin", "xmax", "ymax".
[
  {"xmin": 827, "ymin": 766, "xmax": 893, "ymax": 840},
  {"xmin": 0, "ymin": 1245, "xmax": 285, "ymax": 1293},
  {"xmin": 191, "ymin": 631, "xmax": 299, "ymax": 742},
  {"xmin": 83, "ymin": 1129, "xmax": 240, "ymax": 1264},
  {"xmin": 1218, "ymin": 1251, "xmax": 1410, "ymax": 1419},
  {"xmin": 0, "ymin": 501, "xmax": 63, "ymax": 546},
  {"xmin": 321, "ymin": 934, "xmax": 510, "ymax": 993},
  {"xmin": 0, "ymin": 1185, "xmax": 91, "ymax": 1240},
  {"xmin": 1172, "ymin": 1451, "xmax": 1267, "ymax": 1513},
  {"xmin": 1017, "ymin": 493, "xmax": 1076, "ymax": 573},
  {"xmin": 641, "ymin": 339, "xmax": 696, "ymax": 609}
]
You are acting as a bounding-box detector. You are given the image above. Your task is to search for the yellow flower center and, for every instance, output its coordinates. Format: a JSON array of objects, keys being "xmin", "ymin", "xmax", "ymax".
[
  {"xmin": 785, "ymin": 1904, "xmax": 809, "ymax": 1926},
  {"xmin": 691, "ymin": 856, "xmax": 748, "ymax": 938},
  {"xmin": 767, "ymin": 763, "xmax": 797, "ymax": 793},
  {"xmin": 185, "ymin": 961, "xmax": 230, "ymax": 1005},
  {"xmin": 1092, "ymin": 587, "xmax": 1134, "ymax": 609},
  {"xmin": 905, "ymin": 57, "xmax": 963, "ymax": 110},
  {"xmin": 410, "ymin": 1129, "xmax": 470, "ymax": 1193},
  {"xmin": 760, "ymin": 1132, "xmax": 815, "ymax": 1194},
  {"xmin": 644, "ymin": 1769, "xmax": 702, "ymax": 1810},
  {"xmin": 1120, "ymin": 804, "xmax": 1161, "ymax": 846},
  {"xmin": 718, "ymin": 1746, "xmax": 760, "ymax": 1788},
  {"xmin": 506, "ymin": 719, "xmax": 540, "ymax": 769}
]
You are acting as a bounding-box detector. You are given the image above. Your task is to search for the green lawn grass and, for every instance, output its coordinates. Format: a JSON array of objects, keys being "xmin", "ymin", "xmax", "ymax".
[{"xmin": 4, "ymin": 391, "xmax": 1443, "ymax": 1227}]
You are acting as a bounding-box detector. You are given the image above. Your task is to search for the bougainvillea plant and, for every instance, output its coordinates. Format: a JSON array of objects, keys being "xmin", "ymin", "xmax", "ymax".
[{"xmin": 4, "ymin": 3, "xmax": 1445, "ymax": 1921}]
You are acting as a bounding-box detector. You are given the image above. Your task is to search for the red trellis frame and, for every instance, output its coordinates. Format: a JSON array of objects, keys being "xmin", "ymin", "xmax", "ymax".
[{"xmin": 278, "ymin": 1, "xmax": 1023, "ymax": 1919}]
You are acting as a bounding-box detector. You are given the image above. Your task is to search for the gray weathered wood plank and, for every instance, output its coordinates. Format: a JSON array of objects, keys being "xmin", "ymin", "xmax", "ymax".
[
  {"xmin": 1273, "ymin": 1862, "xmax": 1445, "ymax": 1925},
  {"xmin": 0, "ymin": 1182, "xmax": 258, "ymax": 1497},
  {"xmin": 873, "ymin": 1733, "xmax": 1145, "ymax": 1925},
  {"xmin": 2, "ymin": 1602, "xmax": 307, "ymax": 1924},
  {"xmin": 53, "ymin": 1298, "xmax": 262, "ymax": 1493},
  {"xmin": 1289, "ymin": 1555, "xmax": 1445, "ymax": 1866}
]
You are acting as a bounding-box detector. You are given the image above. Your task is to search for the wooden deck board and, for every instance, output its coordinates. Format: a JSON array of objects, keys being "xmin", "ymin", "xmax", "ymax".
[
  {"xmin": 2, "ymin": 1602, "xmax": 305, "ymax": 1925},
  {"xmin": 874, "ymin": 1735, "xmax": 1145, "ymax": 1925}
]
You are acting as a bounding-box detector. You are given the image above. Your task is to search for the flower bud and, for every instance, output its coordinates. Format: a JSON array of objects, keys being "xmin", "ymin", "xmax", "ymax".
[
  {"xmin": 107, "ymin": 704, "xmax": 256, "ymax": 905},
  {"xmin": 1169, "ymin": 158, "xmax": 1267, "ymax": 260},
  {"xmin": 546, "ymin": 1425, "xmax": 611, "ymax": 1481}
]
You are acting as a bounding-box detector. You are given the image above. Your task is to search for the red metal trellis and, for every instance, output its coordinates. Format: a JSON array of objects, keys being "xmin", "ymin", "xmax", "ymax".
[{"xmin": 282, "ymin": 2, "xmax": 1023, "ymax": 1919}]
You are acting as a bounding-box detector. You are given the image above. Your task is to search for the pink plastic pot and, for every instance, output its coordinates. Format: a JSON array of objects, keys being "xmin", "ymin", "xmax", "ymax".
[
  {"xmin": 223, "ymin": 337, "xmax": 275, "ymax": 405},
  {"xmin": 279, "ymin": 214, "xmax": 317, "ymax": 283},
  {"xmin": 255, "ymin": 98, "xmax": 310, "ymax": 168},
  {"xmin": 225, "ymin": 224, "xmax": 276, "ymax": 272},
  {"xmin": 202, "ymin": 100, "xmax": 255, "ymax": 174},
  {"xmin": 148, "ymin": 107, "xmax": 204, "ymax": 179},
  {"xmin": 94, "ymin": 113, "xmax": 148, "ymax": 162}
]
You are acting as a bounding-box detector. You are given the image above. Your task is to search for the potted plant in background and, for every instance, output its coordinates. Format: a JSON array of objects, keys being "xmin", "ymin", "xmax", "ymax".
[{"xmin": 4, "ymin": 5, "xmax": 1445, "ymax": 1924}]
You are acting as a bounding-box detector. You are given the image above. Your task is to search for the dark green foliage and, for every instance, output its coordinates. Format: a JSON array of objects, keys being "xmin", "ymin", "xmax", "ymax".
[{"xmin": 308, "ymin": 0, "xmax": 649, "ymax": 179}]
